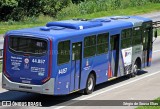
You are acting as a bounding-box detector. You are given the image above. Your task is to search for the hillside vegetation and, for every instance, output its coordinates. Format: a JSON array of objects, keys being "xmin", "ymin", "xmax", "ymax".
[
  {"xmin": 0, "ymin": 0, "xmax": 160, "ymax": 21},
  {"xmin": 0, "ymin": 0, "xmax": 160, "ymax": 34},
  {"xmin": 56, "ymin": 0, "xmax": 160, "ymax": 19}
]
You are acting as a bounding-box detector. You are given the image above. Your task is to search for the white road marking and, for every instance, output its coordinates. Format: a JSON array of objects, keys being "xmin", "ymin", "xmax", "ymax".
[
  {"xmin": 153, "ymin": 50, "xmax": 160, "ymax": 53},
  {"xmin": 54, "ymin": 70, "xmax": 160, "ymax": 109},
  {"xmin": 54, "ymin": 49, "xmax": 160, "ymax": 109}
]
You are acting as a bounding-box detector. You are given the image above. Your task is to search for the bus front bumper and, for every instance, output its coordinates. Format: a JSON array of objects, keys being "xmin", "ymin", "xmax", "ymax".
[{"xmin": 2, "ymin": 74, "xmax": 54, "ymax": 95}]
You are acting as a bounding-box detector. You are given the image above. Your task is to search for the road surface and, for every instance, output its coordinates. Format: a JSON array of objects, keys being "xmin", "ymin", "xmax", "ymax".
[
  {"xmin": 140, "ymin": 11, "xmax": 160, "ymax": 21},
  {"xmin": 0, "ymin": 11, "xmax": 160, "ymax": 109}
]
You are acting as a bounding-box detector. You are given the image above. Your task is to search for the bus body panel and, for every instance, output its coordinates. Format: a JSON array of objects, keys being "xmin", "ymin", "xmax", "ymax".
[
  {"xmin": 2, "ymin": 33, "xmax": 55, "ymax": 95},
  {"xmin": 5, "ymin": 34, "xmax": 51, "ymax": 85},
  {"xmin": 119, "ymin": 51, "xmax": 125, "ymax": 76},
  {"xmin": 7, "ymin": 52, "xmax": 49, "ymax": 85},
  {"xmin": 2, "ymin": 74, "xmax": 55, "ymax": 95},
  {"xmin": 148, "ymin": 50, "xmax": 152, "ymax": 66},
  {"xmin": 132, "ymin": 45, "xmax": 143, "ymax": 69},
  {"xmin": 2, "ymin": 16, "xmax": 153, "ymax": 95},
  {"xmin": 121, "ymin": 47, "xmax": 133, "ymax": 75},
  {"xmin": 54, "ymin": 63, "xmax": 71, "ymax": 95},
  {"xmin": 93, "ymin": 53, "xmax": 109, "ymax": 84}
]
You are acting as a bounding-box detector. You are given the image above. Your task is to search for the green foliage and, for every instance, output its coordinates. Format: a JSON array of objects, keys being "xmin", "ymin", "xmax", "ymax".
[
  {"xmin": 129, "ymin": 0, "xmax": 149, "ymax": 6},
  {"xmin": 56, "ymin": 3, "xmax": 81, "ymax": 20},
  {"xmin": 57, "ymin": 0, "xmax": 160, "ymax": 19},
  {"xmin": 158, "ymin": 29, "xmax": 160, "ymax": 36},
  {"xmin": 0, "ymin": 0, "xmax": 71, "ymax": 21},
  {"xmin": 0, "ymin": 0, "xmax": 42, "ymax": 21},
  {"xmin": 42, "ymin": 0, "xmax": 72, "ymax": 17},
  {"xmin": 72, "ymin": 0, "xmax": 85, "ymax": 4},
  {"xmin": 136, "ymin": 97, "xmax": 160, "ymax": 109},
  {"xmin": 10, "ymin": 2, "xmax": 42, "ymax": 21},
  {"xmin": 0, "ymin": 0, "xmax": 18, "ymax": 7},
  {"xmin": 1, "ymin": 3, "xmax": 160, "ymax": 34},
  {"xmin": 0, "ymin": 0, "xmax": 18, "ymax": 21},
  {"xmin": 149, "ymin": 0, "xmax": 160, "ymax": 3},
  {"xmin": 0, "ymin": 0, "xmax": 160, "ymax": 22}
]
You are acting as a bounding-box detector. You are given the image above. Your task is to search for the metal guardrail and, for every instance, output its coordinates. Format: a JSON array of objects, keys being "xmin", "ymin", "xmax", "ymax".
[{"xmin": 0, "ymin": 49, "xmax": 3, "ymax": 62}]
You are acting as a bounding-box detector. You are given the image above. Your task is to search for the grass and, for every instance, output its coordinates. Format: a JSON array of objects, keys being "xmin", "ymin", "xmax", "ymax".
[
  {"xmin": 0, "ymin": 15, "xmax": 54, "ymax": 34},
  {"xmin": 0, "ymin": 3, "xmax": 160, "ymax": 34},
  {"xmin": 158, "ymin": 29, "xmax": 160, "ymax": 36},
  {"xmin": 136, "ymin": 97, "xmax": 160, "ymax": 109},
  {"xmin": 58, "ymin": 3, "xmax": 160, "ymax": 20}
]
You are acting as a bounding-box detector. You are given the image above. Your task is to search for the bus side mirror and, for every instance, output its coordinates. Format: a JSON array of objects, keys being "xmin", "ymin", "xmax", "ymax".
[{"xmin": 154, "ymin": 29, "xmax": 158, "ymax": 38}]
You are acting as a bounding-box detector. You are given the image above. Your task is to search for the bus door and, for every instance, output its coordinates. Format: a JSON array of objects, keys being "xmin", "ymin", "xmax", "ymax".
[
  {"xmin": 110, "ymin": 35, "xmax": 120, "ymax": 78},
  {"xmin": 142, "ymin": 27, "xmax": 151, "ymax": 67},
  {"xmin": 70, "ymin": 42, "xmax": 82, "ymax": 91}
]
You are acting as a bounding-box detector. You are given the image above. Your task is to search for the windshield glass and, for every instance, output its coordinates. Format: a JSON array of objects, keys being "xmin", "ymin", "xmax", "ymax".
[{"xmin": 9, "ymin": 36, "xmax": 47, "ymax": 55}]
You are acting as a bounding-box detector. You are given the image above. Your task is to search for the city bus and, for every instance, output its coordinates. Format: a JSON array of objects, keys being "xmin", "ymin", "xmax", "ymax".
[{"xmin": 2, "ymin": 16, "xmax": 158, "ymax": 95}]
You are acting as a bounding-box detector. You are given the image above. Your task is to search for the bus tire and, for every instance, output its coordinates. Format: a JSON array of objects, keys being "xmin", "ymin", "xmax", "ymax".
[
  {"xmin": 84, "ymin": 74, "xmax": 95, "ymax": 95},
  {"xmin": 130, "ymin": 62, "xmax": 139, "ymax": 77}
]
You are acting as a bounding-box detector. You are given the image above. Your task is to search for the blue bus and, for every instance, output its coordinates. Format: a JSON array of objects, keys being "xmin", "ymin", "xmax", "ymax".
[{"xmin": 2, "ymin": 16, "xmax": 158, "ymax": 95}]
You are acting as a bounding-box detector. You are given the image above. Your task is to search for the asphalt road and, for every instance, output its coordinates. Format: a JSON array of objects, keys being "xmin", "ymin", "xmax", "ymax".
[
  {"xmin": 0, "ymin": 12, "xmax": 160, "ymax": 109},
  {"xmin": 140, "ymin": 11, "xmax": 160, "ymax": 21}
]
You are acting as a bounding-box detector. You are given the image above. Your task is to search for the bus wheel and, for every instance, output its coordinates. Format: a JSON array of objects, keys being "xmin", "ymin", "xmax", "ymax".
[
  {"xmin": 131, "ymin": 62, "xmax": 138, "ymax": 77},
  {"xmin": 84, "ymin": 74, "xmax": 95, "ymax": 95}
]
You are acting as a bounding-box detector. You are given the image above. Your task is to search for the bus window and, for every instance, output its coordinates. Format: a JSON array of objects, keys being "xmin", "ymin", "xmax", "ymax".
[
  {"xmin": 132, "ymin": 27, "xmax": 142, "ymax": 45},
  {"xmin": 84, "ymin": 35, "xmax": 96, "ymax": 58},
  {"xmin": 9, "ymin": 36, "xmax": 47, "ymax": 55},
  {"xmin": 97, "ymin": 33, "xmax": 109, "ymax": 54},
  {"xmin": 58, "ymin": 40, "xmax": 70, "ymax": 65},
  {"xmin": 121, "ymin": 28, "xmax": 132, "ymax": 48}
]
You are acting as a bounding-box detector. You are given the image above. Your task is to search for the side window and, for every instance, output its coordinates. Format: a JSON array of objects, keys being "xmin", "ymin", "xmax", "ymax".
[
  {"xmin": 97, "ymin": 33, "xmax": 109, "ymax": 54},
  {"xmin": 132, "ymin": 27, "xmax": 142, "ymax": 46},
  {"xmin": 121, "ymin": 28, "xmax": 132, "ymax": 48},
  {"xmin": 84, "ymin": 35, "xmax": 96, "ymax": 58},
  {"xmin": 58, "ymin": 40, "xmax": 70, "ymax": 65},
  {"xmin": 142, "ymin": 22, "xmax": 152, "ymax": 50}
]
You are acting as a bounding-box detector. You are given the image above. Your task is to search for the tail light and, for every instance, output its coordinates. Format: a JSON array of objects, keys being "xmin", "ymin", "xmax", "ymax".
[
  {"xmin": 42, "ymin": 38, "xmax": 52, "ymax": 83},
  {"xmin": 3, "ymin": 35, "xmax": 10, "ymax": 79}
]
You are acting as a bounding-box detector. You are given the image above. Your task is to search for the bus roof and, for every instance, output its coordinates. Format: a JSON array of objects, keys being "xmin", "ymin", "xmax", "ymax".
[{"xmin": 7, "ymin": 16, "xmax": 152, "ymax": 40}]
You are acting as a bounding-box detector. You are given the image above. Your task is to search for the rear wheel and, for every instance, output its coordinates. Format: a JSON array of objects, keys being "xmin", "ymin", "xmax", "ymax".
[
  {"xmin": 84, "ymin": 74, "xmax": 95, "ymax": 94},
  {"xmin": 130, "ymin": 62, "xmax": 139, "ymax": 77}
]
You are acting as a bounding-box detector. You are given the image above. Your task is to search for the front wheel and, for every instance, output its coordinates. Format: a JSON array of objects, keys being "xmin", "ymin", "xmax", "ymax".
[{"xmin": 84, "ymin": 74, "xmax": 95, "ymax": 95}]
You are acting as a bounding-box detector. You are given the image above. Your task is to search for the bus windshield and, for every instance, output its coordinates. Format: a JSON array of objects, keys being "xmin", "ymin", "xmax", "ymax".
[{"xmin": 9, "ymin": 36, "xmax": 47, "ymax": 55}]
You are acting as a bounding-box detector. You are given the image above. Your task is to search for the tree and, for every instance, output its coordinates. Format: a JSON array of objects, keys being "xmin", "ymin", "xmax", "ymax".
[
  {"xmin": 0, "ymin": 0, "xmax": 18, "ymax": 21},
  {"xmin": 72, "ymin": 0, "xmax": 85, "ymax": 4},
  {"xmin": 0, "ymin": 0, "xmax": 72, "ymax": 21},
  {"xmin": 42, "ymin": 0, "xmax": 72, "ymax": 17}
]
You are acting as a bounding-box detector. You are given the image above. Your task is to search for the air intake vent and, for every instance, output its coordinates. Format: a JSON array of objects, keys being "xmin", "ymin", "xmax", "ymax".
[
  {"xmin": 72, "ymin": 18, "xmax": 90, "ymax": 21},
  {"xmin": 90, "ymin": 19, "xmax": 111, "ymax": 22},
  {"xmin": 111, "ymin": 16, "xmax": 130, "ymax": 20},
  {"xmin": 40, "ymin": 26, "xmax": 65, "ymax": 31},
  {"xmin": 46, "ymin": 20, "xmax": 103, "ymax": 30}
]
